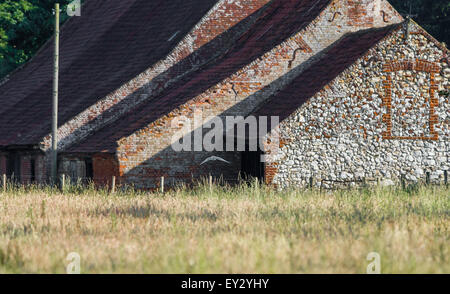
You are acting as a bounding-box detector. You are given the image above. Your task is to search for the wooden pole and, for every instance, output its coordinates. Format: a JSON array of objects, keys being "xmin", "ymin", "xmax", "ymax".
[
  {"xmin": 444, "ymin": 170, "xmax": 448, "ymax": 186},
  {"xmin": 51, "ymin": 3, "xmax": 60, "ymax": 184},
  {"xmin": 161, "ymin": 176, "xmax": 164, "ymax": 193},
  {"xmin": 111, "ymin": 176, "xmax": 116, "ymax": 194},
  {"xmin": 2, "ymin": 174, "xmax": 6, "ymax": 193},
  {"xmin": 209, "ymin": 175, "xmax": 212, "ymax": 193},
  {"xmin": 61, "ymin": 174, "xmax": 65, "ymax": 191}
]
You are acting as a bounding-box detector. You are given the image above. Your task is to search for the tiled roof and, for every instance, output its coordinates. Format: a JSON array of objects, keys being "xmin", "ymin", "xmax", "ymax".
[
  {"xmin": 251, "ymin": 24, "xmax": 402, "ymax": 131},
  {"xmin": 68, "ymin": 0, "xmax": 333, "ymax": 153},
  {"xmin": 0, "ymin": 0, "xmax": 218, "ymax": 147}
]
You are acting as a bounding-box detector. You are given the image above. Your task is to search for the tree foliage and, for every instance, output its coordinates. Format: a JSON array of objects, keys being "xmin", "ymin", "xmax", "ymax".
[
  {"xmin": 389, "ymin": 0, "xmax": 450, "ymax": 46},
  {"xmin": 0, "ymin": 0, "xmax": 76, "ymax": 78},
  {"xmin": 0, "ymin": 0, "xmax": 448, "ymax": 80}
]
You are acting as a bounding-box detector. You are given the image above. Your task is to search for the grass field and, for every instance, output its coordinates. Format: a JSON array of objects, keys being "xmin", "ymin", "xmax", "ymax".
[{"xmin": 0, "ymin": 182, "xmax": 448, "ymax": 274}]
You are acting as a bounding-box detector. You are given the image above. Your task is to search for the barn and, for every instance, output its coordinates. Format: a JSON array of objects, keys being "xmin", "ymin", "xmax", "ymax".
[{"xmin": 0, "ymin": 0, "xmax": 448, "ymax": 189}]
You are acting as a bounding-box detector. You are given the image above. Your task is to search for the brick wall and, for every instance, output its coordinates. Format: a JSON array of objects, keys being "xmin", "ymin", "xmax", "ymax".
[
  {"xmin": 0, "ymin": 152, "xmax": 46, "ymax": 184},
  {"xmin": 93, "ymin": 154, "xmax": 120, "ymax": 186},
  {"xmin": 20, "ymin": 155, "xmax": 32, "ymax": 184},
  {"xmin": 35, "ymin": 154, "xmax": 46, "ymax": 184}
]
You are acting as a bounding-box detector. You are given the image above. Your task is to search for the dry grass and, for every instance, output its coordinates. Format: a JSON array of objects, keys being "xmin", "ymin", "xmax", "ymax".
[{"xmin": 0, "ymin": 182, "xmax": 448, "ymax": 274}]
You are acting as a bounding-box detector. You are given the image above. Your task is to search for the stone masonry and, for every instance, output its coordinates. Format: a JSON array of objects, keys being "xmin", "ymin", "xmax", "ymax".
[{"xmin": 270, "ymin": 21, "xmax": 449, "ymax": 188}]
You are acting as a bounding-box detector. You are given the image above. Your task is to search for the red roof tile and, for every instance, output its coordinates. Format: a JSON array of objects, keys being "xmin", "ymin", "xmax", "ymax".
[
  {"xmin": 0, "ymin": 0, "xmax": 218, "ymax": 147},
  {"xmin": 68, "ymin": 0, "xmax": 333, "ymax": 153}
]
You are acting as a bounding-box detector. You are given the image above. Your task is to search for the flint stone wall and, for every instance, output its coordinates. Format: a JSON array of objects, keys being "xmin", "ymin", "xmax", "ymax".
[{"xmin": 273, "ymin": 22, "xmax": 449, "ymax": 188}]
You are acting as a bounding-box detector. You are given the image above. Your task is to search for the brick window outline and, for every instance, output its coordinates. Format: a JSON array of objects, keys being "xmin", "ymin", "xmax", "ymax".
[{"xmin": 382, "ymin": 59, "xmax": 440, "ymax": 141}]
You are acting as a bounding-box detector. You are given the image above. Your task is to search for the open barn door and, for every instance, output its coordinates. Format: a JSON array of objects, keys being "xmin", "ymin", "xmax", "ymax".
[{"xmin": 241, "ymin": 148, "xmax": 264, "ymax": 182}]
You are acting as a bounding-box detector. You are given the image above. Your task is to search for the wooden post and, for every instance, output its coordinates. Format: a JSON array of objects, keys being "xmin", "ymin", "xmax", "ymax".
[
  {"xmin": 61, "ymin": 174, "xmax": 65, "ymax": 191},
  {"xmin": 309, "ymin": 177, "xmax": 313, "ymax": 189},
  {"xmin": 111, "ymin": 176, "xmax": 116, "ymax": 194},
  {"xmin": 426, "ymin": 172, "xmax": 430, "ymax": 186},
  {"xmin": 161, "ymin": 176, "xmax": 164, "ymax": 193},
  {"xmin": 2, "ymin": 174, "xmax": 6, "ymax": 193},
  {"xmin": 444, "ymin": 170, "xmax": 448, "ymax": 186},
  {"xmin": 401, "ymin": 174, "xmax": 406, "ymax": 190},
  {"xmin": 209, "ymin": 175, "xmax": 212, "ymax": 193},
  {"xmin": 51, "ymin": 3, "xmax": 60, "ymax": 184}
]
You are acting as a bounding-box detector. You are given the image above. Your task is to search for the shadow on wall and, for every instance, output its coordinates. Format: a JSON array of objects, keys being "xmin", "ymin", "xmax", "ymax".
[
  {"xmin": 118, "ymin": 50, "xmax": 327, "ymax": 189},
  {"xmin": 64, "ymin": 3, "xmax": 409, "ymax": 189},
  {"xmin": 63, "ymin": 0, "xmax": 332, "ymax": 153},
  {"xmin": 58, "ymin": 1, "xmax": 273, "ymax": 151}
]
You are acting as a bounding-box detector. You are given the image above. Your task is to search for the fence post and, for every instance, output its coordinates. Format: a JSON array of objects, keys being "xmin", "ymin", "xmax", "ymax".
[
  {"xmin": 2, "ymin": 174, "xmax": 6, "ymax": 193},
  {"xmin": 401, "ymin": 174, "xmax": 406, "ymax": 190},
  {"xmin": 426, "ymin": 172, "xmax": 430, "ymax": 186},
  {"xmin": 161, "ymin": 176, "xmax": 164, "ymax": 193},
  {"xmin": 309, "ymin": 177, "xmax": 313, "ymax": 189},
  {"xmin": 61, "ymin": 174, "xmax": 65, "ymax": 191},
  {"xmin": 209, "ymin": 175, "xmax": 213, "ymax": 193},
  {"xmin": 111, "ymin": 176, "xmax": 116, "ymax": 194},
  {"xmin": 444, "ymin": 170, "xmax": 448, "ymax": 186}
]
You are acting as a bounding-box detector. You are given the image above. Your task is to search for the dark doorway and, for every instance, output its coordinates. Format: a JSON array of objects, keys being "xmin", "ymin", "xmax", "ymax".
[
  {"xmin": 85, "ymin": 158, "xmax": 93, "ymax": 181},
  {"xmin": 68, "ymin": 160, "xmax": 78, "ymax": 181},
  {"xmin": 6, "ymin": 153, "xmax": 21, "ymax": 182},
  {"xmin": 30, "ymin": 158, "xmax": 36, "ymax": 183},
  {"xmin": 241, "ymin": 149, "xmax": 264, "ymax": 181}
]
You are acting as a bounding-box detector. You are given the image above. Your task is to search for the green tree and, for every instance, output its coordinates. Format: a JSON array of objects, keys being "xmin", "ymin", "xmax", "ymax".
[
  {"xmin": 389, "ymin": 0, "xmax": 450, "ymax": 46},
  {"xmin": 0, "ymin": 0, "xmax": 76, "ymax": 79}
]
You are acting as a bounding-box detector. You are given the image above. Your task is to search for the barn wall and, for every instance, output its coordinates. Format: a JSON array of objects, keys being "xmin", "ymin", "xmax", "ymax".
[
  {"xmin": 57, "ymin": 153, "xmax": 119, "ymax": 186},
  {"xmin": 0, "ymin": 153, "xmax": 6, "ymax": 176},
  {"xmin": 92, "ymin": 154, "xmax": 120, "ymax": 186},
  {"xmin": 20, "ymin": 155, "xmax": 32, "ymax": 184},
  {"xmin": 114, "ymin": 0, "xmax": 403, "ymax": 189},
  {"xmin": 35, "ymin": 154, "xmax": 46, "ymax": 184},
  {"xmin": 59, "ymin": 157, "xmax": 87, "ymax": 183},
  {"xmin": 41, "ymin": 0, "xmax": 273, "ymax": 152},
  {"xmin": 271, "ymin": 23, "xmax": 449, "ymax": 188},
  {"xmin": 0, "ymin": 151, "xmax": 46, "ymax": 184}
]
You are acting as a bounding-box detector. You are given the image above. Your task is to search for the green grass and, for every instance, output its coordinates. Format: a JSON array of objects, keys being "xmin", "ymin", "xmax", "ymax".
[{"xmin": 0, "ymin": 181, "xmax": 448, "ymax": 273}]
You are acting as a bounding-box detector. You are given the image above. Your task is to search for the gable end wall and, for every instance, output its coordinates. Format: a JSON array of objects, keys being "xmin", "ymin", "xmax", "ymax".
[{"xmin": 271, "ymin": 23, "xmax": 449, "ymax": 188}]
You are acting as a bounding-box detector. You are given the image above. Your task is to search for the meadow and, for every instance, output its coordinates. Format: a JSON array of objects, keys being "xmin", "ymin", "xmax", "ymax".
[{"xmin": 0, "ymin": 181, "xmax": 448, "ymax": 274}]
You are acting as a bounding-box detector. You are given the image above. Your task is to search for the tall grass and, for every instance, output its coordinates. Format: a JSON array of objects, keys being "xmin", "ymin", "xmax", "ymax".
[{"xmin": 0, "ymin": 181, "xmax": 448, "ymax": 273}]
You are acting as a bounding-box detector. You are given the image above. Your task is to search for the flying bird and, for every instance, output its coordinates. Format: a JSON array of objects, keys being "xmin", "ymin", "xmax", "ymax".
[{"xmin": 200, "ymin": 156, "xmax": 231, "ymax": 165}]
